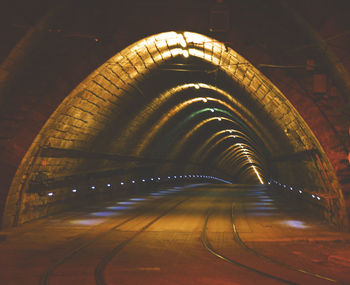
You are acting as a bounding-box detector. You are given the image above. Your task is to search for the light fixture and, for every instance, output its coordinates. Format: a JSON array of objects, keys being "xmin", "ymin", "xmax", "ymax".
[
  {"xmin": 177, "ymin": 33, "xmax": 187, "ymax": 48},
  {"xmin": 91, "ymin": 186, "xmax": 96, "ymax": 190},
  {"xmin": 72, "ymin": 189, "xmax": 77, "ymax": 193},
  {"xmin": 182, "ymin": 50, "xmax": 189, "ymax": 58},
  {"xmin": 48, "ymin": 192, "xmax": 53, "ymax": 196}
]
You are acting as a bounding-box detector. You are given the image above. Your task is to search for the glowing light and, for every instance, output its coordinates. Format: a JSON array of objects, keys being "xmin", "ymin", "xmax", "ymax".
[
  {"xmin": 132, "ymin": 180, "xmax": 136, "ymax": 184},
  {"xmin": 177, "ymin": 33, "xmax": 187, "ymax": 48},
  {"xmin": 182, "ymin": 50, "xmax": 189, "ymax": 58},
  {"xmin": 299, "ymin": 190, "xmax": 303, "ymax": 194},
  {"xmin": 312, "ymin": 194, "xmax": 316, "ymax": 198},
  {"xmin": 252, "ymin": 165, "xmax": 264, "ymax": 184},
  {"xmin": 106, "ymin": 206, "xmax": 129, "ymax": 211},
  {"xmin": 317, "ymin": 196, "xmax": 321, "ymax": 200},
  {"xmin": 72, "ymin": 189, "xmax": 77, "ymax": 193},
  {"xmin": 118, "ymin": 201, "xmax": 135, "ymax": 205},
  {"xmin": 70, "ymin": 219, "xmax": 105, "ymax": 226},
  {"xmin": 202, "ymin": 98, "xmax": 207, "ymax": 103},
  {"xmin": 130, "ymin": 198, "xmax": 146, "ymax": 201},
  {"xmin": 91, "ymin": 186, "xmax": 96, "ymax": 190},
  {"xmin": 210, "ymin": 108, "xmax": 214, "ymax": 112},
  {"xmin": 48, "ymin": 192, "xmax": 54, "ymax": 196},
  {"xmin": 142, "ymin": 179, "xmax": 146, "ymax": 182},
  {"xmin": 194, "ymin": 84, "xmax": 200, "ymax": 89},
  {"xmin": 90, "ymin": 211, "xmax": 116, "ymax": 217},
  {"xmin": 217, "ymin": 117, "xmax": 222, "ymax": 121},
  {"xmin": 282, "ymin": 220, "xmax": 308, "ymax": 229},
  {"xmin": 107, "ymin": 183, "xmax": 111, "ymax": 187}
]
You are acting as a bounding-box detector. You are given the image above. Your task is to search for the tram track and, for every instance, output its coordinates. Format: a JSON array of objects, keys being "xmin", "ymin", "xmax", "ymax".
[
  {"xmin": 39, "ymin": 189, "xmax": 190, "ymax": 285},
  {"xmin": 201, "ymin": 206, "xmax": 300, "ymax": 285},
  {"xmin": 230, "ymin": 203, "xmax": 343, "ymax": 284},
  {"xmin": 94, "ymin": 198, "xmax": 187, "ymax": 285}
]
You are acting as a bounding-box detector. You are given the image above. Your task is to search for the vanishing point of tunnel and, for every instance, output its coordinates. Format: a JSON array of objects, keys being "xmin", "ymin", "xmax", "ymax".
[{"xmin": 0, "ymin": 1, "xmax": 350, "ymax": 284}]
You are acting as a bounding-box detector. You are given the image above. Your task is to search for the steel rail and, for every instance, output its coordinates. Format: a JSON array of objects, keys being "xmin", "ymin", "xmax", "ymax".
[
  {"xmin": 94, "ymin": 198, "xmax": 188, "ymax": 285},
  {"xmin": 201, "ymin": 207, "xmax": 300, "ymax": 285},
  {"xmin": 231, "ymin": 203, "xmax": 342, "ymax": 284},
  {"xmin": 39, "ymin": 189, "xmax": 188, "ymax": 285}
]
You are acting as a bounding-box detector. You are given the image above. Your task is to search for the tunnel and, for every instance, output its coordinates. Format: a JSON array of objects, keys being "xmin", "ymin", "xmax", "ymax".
[
  {"xmin": 1, "ymin": 1, "xmax": 350, "ymax": 284},
  {"xmin": 2, "ymin": 31, "xmax": 345, "ymax": 229}
]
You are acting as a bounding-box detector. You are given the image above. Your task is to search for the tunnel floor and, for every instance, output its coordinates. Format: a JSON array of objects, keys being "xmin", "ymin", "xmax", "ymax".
[{"xmin": 1, "ymin": 184, "xmax": 350, "ymax": 285}]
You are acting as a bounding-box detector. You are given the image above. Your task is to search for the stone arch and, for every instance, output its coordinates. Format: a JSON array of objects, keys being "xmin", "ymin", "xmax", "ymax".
[{"xmin": 2, "ymin": 31, "xmax": 347, "ymax": 229}]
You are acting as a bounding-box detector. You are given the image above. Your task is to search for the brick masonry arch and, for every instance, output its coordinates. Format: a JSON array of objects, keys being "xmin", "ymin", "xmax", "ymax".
[{"xmin": 2, "ymin": 31, "xmax": 347, "ymax": 229}]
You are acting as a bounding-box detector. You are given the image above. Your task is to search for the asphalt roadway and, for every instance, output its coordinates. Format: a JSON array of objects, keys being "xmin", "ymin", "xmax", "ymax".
[{"xmin": 1, "ymin": 184, "xmax": 350, "ymax": 285}]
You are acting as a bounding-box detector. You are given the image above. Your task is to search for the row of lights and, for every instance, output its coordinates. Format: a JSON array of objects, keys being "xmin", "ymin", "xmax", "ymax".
[
  {"xmin": 46, "ymin": 174, "xmax": 230, "ymax": 197},
  {"xmin": 268, "ymin": 179, "xmax": 322, "ymax": 201}
]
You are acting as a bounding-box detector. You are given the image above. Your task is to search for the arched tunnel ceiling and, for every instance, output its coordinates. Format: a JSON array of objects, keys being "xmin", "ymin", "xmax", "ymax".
[{"xmin": 3, "ymin": 31, "xmax": 347, "ymax": 228}]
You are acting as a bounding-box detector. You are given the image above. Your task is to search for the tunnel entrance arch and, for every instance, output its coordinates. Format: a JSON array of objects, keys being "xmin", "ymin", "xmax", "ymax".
[{"xmin": 2, "ymin": 31, "xmax": 347, "ymax": 229}]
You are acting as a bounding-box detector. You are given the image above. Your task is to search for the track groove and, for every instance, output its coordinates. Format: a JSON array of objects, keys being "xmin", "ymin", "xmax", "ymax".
[
  {"xmin": 231, "ymin": 203, "xmax": 343, "ymax": 284},
  {"xmin": 201, "ymin": 206, "xmax": 300, "ymax": 285}
]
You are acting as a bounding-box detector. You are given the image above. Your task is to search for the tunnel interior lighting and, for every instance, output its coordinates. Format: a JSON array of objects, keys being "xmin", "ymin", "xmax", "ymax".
[
  {"xmin": 182, "ymin": 49, "xmax": 189, "ymax": 58},
  {"xmin": 177, "ymin": 33, "xmax": 187, "ymax": 48},
  {"xmin": 282, "ymin": 220, "xmax": 308, "ymax": 229}
]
